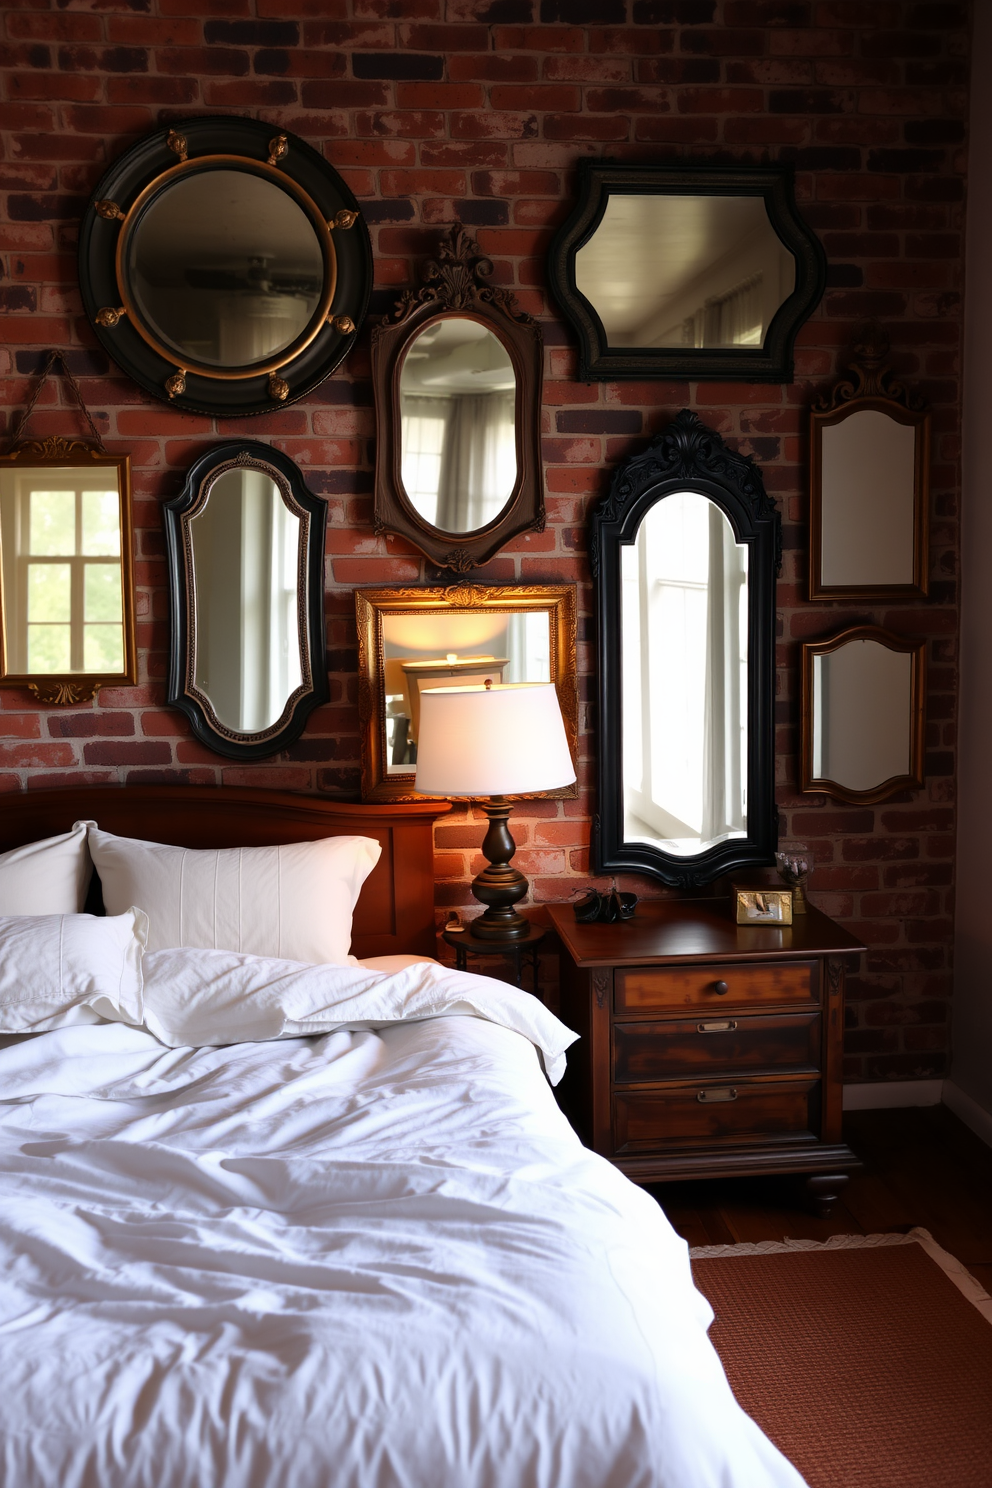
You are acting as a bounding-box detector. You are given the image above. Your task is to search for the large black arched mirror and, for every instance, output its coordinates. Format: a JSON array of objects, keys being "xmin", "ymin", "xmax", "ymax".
[
  {"xmin": 592, "ymin": 410, "xmax": 781, "ymax": 888},
  {"xmin": 164, "ymin": 442, "xmax": 328, "ymax": 760},
  {"xmin": 79, "ymin": 117, "xmax": 371, "ymax": 417}
]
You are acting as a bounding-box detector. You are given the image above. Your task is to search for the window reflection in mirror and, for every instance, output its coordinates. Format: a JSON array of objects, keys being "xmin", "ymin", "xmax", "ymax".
[
  {"xmin": 382, "ymin": 608, "xmax": 550, "ymax": 773},
  {"xmin": 399, "ymin": 317, "xmax": 517, "ymax": 534},
  {"xmin": 189, "ymin": 468, "xmax": 303, "ymax": 734},
  {"xmin": 0, "ymin": 466, "xmax": 125, "ymax": 674},
  {"xmin": 621, "ymin": 491, "xmax": 748, "ymax": 855},
  {"xmin": 129, "ymin": 171, "xmax": 324, "ymax": 368},
  {"xmin": 812, "ymin": 640, "xmax": 912, "ymax": 792},
  {"xmin": 576, "ymin": 195, "xmax": 795, "ymax": 351}
]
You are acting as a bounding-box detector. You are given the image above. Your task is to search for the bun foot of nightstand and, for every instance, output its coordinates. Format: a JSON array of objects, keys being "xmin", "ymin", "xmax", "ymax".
[{"xmin": 804, "ymin": 1172, "xmax": 849, "ymax": 1218}]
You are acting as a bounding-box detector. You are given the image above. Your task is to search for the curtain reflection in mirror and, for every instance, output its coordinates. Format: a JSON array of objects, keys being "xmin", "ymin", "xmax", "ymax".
[
  {"xmin": 622, "ymin": 491, "xmax": 748, "ymax": 855},
  {"xmin": 190, "ymin": 469, "xmax": 302, "ymax": 734},
  {"xmin": 0, "ymin": 468, "xmax": 124, "ymax": 674}
]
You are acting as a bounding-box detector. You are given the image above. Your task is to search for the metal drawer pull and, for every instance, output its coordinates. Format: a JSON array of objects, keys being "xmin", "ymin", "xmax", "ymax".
[
  {"xmin": 697, "ymin": 1087, "xmax": 738, "ymax": 1103},
  {"xmin": 712, "ymin": 980, "xmax": 729, "ymax": 995},
  {"xmin": 697, "ymin": 1020, "xmax": 737, "ymax": 1034}
]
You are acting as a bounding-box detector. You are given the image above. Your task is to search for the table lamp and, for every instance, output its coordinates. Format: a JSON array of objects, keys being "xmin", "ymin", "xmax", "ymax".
[{"xmin": 414, "ymin": 681, "xmax": 576, "ymax": 941}]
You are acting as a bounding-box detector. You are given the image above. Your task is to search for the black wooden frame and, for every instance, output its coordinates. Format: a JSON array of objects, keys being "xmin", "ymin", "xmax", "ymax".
[
  {"xmin": 79, "ymin": 117, "xmax": 372, "ymax": 418},
  {"xmin": 548, "ymin": 160, "xmax": 827, "ymax": 383},
  {"xmin": 591, "ymin": 409, "xmax": 781, "ymax": 888},
  {"xmin": 163, "ymin": 441, "xmax": 328, "ymax": 760}
]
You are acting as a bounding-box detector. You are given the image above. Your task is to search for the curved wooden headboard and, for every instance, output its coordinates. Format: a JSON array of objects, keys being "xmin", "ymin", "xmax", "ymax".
[{"xmin": 0, "ymin": 786, "xmax": 451, "ymax": 960}]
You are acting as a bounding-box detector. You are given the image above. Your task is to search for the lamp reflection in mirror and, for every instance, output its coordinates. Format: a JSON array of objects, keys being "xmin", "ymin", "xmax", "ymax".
[
  {"xmin": 399, "ymin": 318, "xmax": 517, "ymax": 534},
  {"xmin": 414, "ymin": 682, "xmax": 576, "ymax": 941},
  {"xmin": 622, "ymin": 490, "xmax": 748, "ymax": 856}
]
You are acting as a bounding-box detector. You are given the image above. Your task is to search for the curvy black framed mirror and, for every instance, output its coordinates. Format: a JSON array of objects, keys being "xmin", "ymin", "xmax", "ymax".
[
  {"xmin": 372, "ymin": 226, "xmax": 544, "ymax": 572},
  {"xmin": 549, "ymin": 160, "xmax": 826, "ymax": 383},
  {"xmin": 79, "ymin": 117, "xmax": 372, "ymax": 417},
  {"xmin": 164, "ymin": 442, "xmax": 328, "ymax": 760},
  {"xmin": 592, "ymin": 410, "xmax": 780, "ymax": 888}
]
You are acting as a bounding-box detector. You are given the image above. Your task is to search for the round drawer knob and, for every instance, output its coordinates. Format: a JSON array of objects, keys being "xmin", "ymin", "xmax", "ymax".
[{"xmin": 713, "ymin": 980, "xmax": 729, "ymax": 996}]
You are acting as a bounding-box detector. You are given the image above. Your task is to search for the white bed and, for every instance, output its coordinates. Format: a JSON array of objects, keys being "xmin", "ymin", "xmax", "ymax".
[{"xmin": 0, "ymin": 788, "xmax": 807, "ymax": 1488}]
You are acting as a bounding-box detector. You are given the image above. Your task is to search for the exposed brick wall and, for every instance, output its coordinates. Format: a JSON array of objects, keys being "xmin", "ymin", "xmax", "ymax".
[{"xmin": 0, "ymin": 0, "xmax": 969, "ymax": 1081}]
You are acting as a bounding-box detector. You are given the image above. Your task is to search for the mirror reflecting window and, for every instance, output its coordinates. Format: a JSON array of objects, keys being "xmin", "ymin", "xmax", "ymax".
[
  {"xmin": 356, "ymin": 583, "xmax": 576, "ymax": 802},
  {"xmin": 0, "ymin": 446, "xmax": 136, "ymax": 704},
  {"xmin": 621, "ymin": 491, "xmax": 748, "ymax": 856},
  {"xmin": 550, "ymin": 161, "xmax": 825, "ymax": 382},
  {"xmin": 577, "ymin": 196, "xmax": 795, "ymax": 352},
  {"xmin": 399, "ymin": 318, "xmax": 517, "ymax": 534},
  {"xmin": 188, "ymin": 467, "xmax": 303, "ymax": 735},
  {"xmin": 129, "ymin": 171, "xmax": 325, "ymax": 370},
  {"xmin": 382, "ymin": 607, "xmax": 550, "ymax": 774},
  {"xmin": 802, "ymin": 626, "xmax": 925, "ymax": 804},
  {"xmin": 592, "ymin": 410, "xmax": 779, "ymax": 887},
  {"xmin": 164, "ymin": 442, "xmax": 328, "ymax": 760}
]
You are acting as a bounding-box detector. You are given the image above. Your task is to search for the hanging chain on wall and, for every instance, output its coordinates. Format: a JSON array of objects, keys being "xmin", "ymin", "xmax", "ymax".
[{"xmin": 5, "ymin": 349, "xmax": 107, "ymax": 457}]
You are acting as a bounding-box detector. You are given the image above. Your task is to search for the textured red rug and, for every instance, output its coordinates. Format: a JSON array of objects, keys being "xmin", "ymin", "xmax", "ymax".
[{"xmin": 691, "ymin": 1229, "xmax": 992, "ymax": 1488}]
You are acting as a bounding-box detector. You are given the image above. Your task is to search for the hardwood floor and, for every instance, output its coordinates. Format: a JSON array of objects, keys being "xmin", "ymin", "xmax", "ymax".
[{"xmin": 647, "ymin": 1105, "xmax": 992, "ymax": 1287}]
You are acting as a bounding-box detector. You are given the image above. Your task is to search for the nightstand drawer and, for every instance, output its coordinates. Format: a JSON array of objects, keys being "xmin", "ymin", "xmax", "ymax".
[
  {"xmin": 613, "ymin": 1078, "xmax": 820, "ymax": 1152},
  {"xmin": 613, "ymin": 1011, "xmax": 821, "ymax": 1083},
  {"xmin": 615, "ymin": 961, "xmax": 815, "ymax": 1013}
]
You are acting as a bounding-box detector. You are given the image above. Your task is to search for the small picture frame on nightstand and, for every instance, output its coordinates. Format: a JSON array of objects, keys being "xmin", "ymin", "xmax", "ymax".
[{"xmin": 733, "ymin": 886, "xmax": 793, "ymax": 925}]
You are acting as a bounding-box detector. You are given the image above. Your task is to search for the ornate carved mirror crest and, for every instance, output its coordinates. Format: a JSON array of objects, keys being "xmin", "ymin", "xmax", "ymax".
[
  {"xmin": 79, "ymin": 117, "xmax": 372, "ymax": 417},
  {"xmin": 0, "ymin": 351, "xmax": 136, "ymax": 705},
  {"xmin": 372, "ymin": 226, "xmax": 544, "ymax": 572}
]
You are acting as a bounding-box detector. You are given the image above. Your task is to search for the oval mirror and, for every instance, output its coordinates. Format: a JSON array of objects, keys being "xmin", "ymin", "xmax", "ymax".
[
  {"xmin": 398, "ymin": 317, "xmax": 518, "ymax": 535},
  {"xmin": 80, "ymin": 117, "xmax": 371, "ymax": 417},
  {"xmin": 593, "ymin": 410, "xmax": 780, "ymax": 887},
  {"xmin": 128, "ymin": 169, "xmax": 326, "ymax": 371},
  {"xmin": 550, "ymin": 160, "xmax": 825, "ymax": 383},
  {"xmin": 164, "ymin": 443, "xmax": 328, "ymax": 759}
]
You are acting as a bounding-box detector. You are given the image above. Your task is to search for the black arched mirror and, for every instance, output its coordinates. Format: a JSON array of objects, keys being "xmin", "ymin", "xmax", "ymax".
[
  {"xmin": 550, "ymin": 161, "xmax": 826, "ymax": 382},
  {"xmin": 372, "ymin": 227, "xmax": 544, "ymax": 572},
  {"xmin": 592, "ymin": 411, "xmax": 780, "ymax": 888},
  {"xmin": 164, "ymin": 442, "xmax": 328, "ymax": 760},
  {"xmin": 79, "ymin": 117, "xmax": 371, "ymax": 417}
]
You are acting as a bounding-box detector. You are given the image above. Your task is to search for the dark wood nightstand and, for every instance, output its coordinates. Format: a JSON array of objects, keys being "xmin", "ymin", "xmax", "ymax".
[
  {"xmin": 548, "ymin": 899, "xmax": 865, "ymax": 1215},
  {"xmin": 443, "ymin": 923, "xmax": 546, "ymax": 994}
]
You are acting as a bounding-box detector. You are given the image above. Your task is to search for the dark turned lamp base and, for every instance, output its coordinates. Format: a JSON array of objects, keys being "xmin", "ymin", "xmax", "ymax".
[{"xmin": 469, "ymin": 796, "xmax": 531, "ymax": 941}]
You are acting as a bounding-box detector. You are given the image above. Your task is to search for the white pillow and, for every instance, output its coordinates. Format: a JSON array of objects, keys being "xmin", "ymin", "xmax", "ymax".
[
  {"xmin": 0, "ymin": 910, "xmax": 146, "ymax": 1034},
  {"xmin": 85, "ymin": 826, "xmax": 382, "ymax": 965},
  {"xmin": 0, "ymin": 821, "xmax": 93, "ymax": 915}
]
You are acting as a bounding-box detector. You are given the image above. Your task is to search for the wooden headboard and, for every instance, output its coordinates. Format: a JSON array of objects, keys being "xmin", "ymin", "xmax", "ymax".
[{"xmin": 0, "ymin": 786, "xmax": 451, "ymax": 960}]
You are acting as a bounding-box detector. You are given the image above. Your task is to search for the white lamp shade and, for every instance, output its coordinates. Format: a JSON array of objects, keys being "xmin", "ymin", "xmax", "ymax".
[{"xmin": 414, "ymin": 683, "xmax": 576, "ymax": 797}]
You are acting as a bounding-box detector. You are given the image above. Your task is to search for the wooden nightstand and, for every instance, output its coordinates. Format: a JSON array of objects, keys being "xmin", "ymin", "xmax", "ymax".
[{"xmin": 548, "ymin": 899, "xmax": 865, "ymax": 1215}]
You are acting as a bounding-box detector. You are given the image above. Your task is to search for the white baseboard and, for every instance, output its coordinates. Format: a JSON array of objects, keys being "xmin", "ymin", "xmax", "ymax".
[
  {"xmin": 943, "ymin": 1079, "xmax": 992, "ymax": 1149},
  {"xmin": 843, "ymin": 1079, "xmax": 944, "ymax": 1110}
]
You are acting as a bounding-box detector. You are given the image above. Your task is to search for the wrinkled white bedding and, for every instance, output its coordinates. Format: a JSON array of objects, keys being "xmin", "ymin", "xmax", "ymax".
[{"xmin": 0, "ymin": 964, "xmax": 806, "ymax": 1488}]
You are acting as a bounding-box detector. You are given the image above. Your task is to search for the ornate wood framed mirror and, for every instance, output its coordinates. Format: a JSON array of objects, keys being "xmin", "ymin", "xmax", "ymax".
[
  {"xmin": 79, "ymin": 117, "xmax": 371, "ymax": 417},
  {"xmin": 163, "ymin": 442, "xmax": 328, "ymax": 760},
  {"xmin": 355, "ymin": 583, "xmax": 577, "ymax": 802},
  {"xmin": 0, "ymin": 439, "xmax": 136, "ymax": 705},
  {"xmin": 810, "ymin": 324, "xmax": 930, "ymax": 601},
  {"xmin": 549, "ymin": 160, "xmax": 826, "ymax": 383},
  {"xmin": 371, "ymin": 227, "xmax": 544, "ymax": 572},
  {"xmin": 801, "ymin": 625, "xmax": 926, "ymax": 804},
  {"xmin": 592, "ymin": 410, "xmax": 780, "ymax": 888}
]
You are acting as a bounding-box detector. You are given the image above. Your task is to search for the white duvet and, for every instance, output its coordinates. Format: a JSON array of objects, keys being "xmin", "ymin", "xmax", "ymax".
[{"xmin": 0, "ymin": 955, "xmax": 806, "ymax": 1488}]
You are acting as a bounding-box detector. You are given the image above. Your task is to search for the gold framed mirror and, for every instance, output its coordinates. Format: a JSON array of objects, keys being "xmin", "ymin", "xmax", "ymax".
[
  {"xmin": 0, "ymin": 440, "xmax": 136, "ymax": 705},
  {"xmin": 355, "ymin": 584, "xmax": 577, "ymax": 802}
]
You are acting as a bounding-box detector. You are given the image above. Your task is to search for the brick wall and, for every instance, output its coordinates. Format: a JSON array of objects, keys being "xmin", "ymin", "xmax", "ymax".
[{"xmin": 0, "ymin": 0, "xmax": 969, "ymax": 1081}]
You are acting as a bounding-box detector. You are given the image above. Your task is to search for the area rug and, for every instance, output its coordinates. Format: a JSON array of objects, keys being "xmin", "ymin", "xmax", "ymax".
[{"xmin": 690, "ymin": 1228, "xmax": 992, "ymax": 1488}]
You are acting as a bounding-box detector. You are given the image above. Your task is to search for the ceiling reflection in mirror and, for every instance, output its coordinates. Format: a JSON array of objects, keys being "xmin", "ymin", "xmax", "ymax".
[
  {"xmin": 129, "ymin": 171, "xmax": 325, "ymax": 368},
  {"xmin": 399, "ymin": 317, "xmax": 517, "ymax": 534},
  {"xmin": 621, "ymin": 490, "xmax": 748, "ymax": 856},
  {"xmin": 382, "ymin": 608, "xmax": 550, "ymax": 774},
  {"xmin": 189, "ymin": 467, "xmax": 303, "ymax": 734},
  {"xmin": 576, "ymin": 195, "xmax": 795, "ymax": 351}
]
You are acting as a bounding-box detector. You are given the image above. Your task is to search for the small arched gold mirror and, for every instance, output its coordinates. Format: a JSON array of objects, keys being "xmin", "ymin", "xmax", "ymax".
[{"xmin": 372, "ymin": 227, "xmax": 544, "ymax": 572}]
